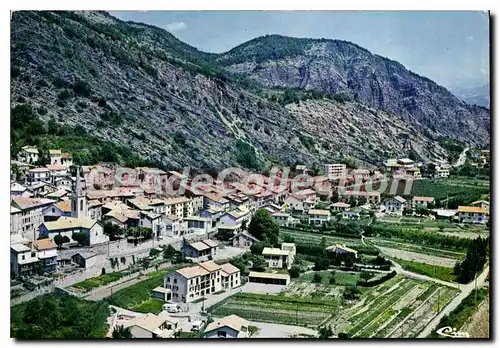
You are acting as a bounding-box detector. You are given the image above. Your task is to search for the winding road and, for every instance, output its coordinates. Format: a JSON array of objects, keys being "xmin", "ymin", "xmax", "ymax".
[{"xmin": 453, "ymin": 147, "xmax": 469, "ymax": 167}]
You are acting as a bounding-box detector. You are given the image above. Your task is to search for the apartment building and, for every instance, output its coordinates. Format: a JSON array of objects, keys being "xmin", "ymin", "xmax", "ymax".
[
  {"xmin": 324, "ymin": 163, "xmax": 346, "ymax": 179},
  {"xmin": 164, "ymin": 261, "xmax": 239, "ymax": 303}
]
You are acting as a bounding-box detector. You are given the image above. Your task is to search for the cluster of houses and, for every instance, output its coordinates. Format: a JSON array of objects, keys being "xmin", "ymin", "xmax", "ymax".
[
  {"xmin": 469, "ymin": 149, "xmax": 490, "ymax": 168},
  {"xmin": 382, "ymin": 195, "xmax": 490, "ymax": 224},
  {"xmin": 10, "ymin": 147, "xmax": 490, "ymax": 278}
]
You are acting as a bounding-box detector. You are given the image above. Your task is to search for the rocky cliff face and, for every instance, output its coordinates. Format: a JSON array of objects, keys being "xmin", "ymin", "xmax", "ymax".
[
  {"xmin": 10, "ymin": 12, "xmax": 488, "ymax": 172},
  {"xmin": 218, "ymin": 35, "xmax": 490, "ymax": 147}
]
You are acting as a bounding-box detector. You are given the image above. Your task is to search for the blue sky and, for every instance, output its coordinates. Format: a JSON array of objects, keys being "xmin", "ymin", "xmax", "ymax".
[{"xmin": 109, "ymin": 11, "xmax": 489, "ymax": 90}]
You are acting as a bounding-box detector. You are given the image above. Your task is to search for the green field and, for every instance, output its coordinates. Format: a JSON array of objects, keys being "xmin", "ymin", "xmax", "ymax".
[
  {"xmin": 341, "ymin": 277, "xmax": 459, "ymax": 338},
  {"xmin": 72, "ymin": 271, "xmax": 126, "ymax": 291},
  {"xmin": 393, "ymin": 258, "xmax": 456, "ymax": 283},
  {"xmin": 428, "ymin": 287, "xmax": 489, "ymax": 338},
  {"xmin": 130, "ymin": 298, "xmax": 165, "ymax": 314},
  {"xmin": 208, "ymin": 292, "xmax": 338, "ymax": 327},
  {"xmin": 280, "ymin": 228, "xmax": 364, "ymax": 246},
  {"xmin": 299, "ymin": 271, "xmax": 360, "ymax": 286},
  {"xmin": 371, "ymin": 239, "xmax": 466, "ymax": 260},
  {"xmin": 107, "ymin": 264, "xmax": 186, "ymax": 310}
]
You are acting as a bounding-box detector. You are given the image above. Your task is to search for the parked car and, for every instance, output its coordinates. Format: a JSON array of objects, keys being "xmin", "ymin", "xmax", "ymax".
[{"xmin": 163, "ymin": 303, "xmax": 181, "ymax": 313}]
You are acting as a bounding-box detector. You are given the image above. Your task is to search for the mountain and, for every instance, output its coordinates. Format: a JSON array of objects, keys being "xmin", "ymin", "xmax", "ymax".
[
  {"xmin": 10, "ymin": 12, "xmax": 488, "ymax": 172},
  {"xmin": 451, "ymin": 84, "xmax": 490, "ymax": 108},
  {"xmin": 218, "ymin": 35, "xmax": 490, "ymax": 146}
]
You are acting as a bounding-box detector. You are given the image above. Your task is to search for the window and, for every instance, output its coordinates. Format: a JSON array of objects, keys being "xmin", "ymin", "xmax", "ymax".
[
  {"xmin": 22, "ymin": 255, "xmax": 25, "ymax": 260},
  {"xmin": 31, "ymin": 252, "xmax": 36, "ymax": 257},
  {"xmin": 217, "ymin": 331, "xmax": 227, "ymax": 338},
  {"xmin": 173, "ymin": 278, "xmax": 177, "ymax": 284}
]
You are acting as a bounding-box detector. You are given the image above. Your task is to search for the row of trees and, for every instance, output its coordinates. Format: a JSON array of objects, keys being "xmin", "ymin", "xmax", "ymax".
[{"xmin": 454, "ymin": 237, "xmax": 489, "ymax": 283}]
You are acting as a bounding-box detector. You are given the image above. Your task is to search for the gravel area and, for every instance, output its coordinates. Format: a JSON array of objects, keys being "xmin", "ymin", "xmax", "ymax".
[{"xmin": 377, "ymin": 246, "xmax": 457, "ymax": 267}]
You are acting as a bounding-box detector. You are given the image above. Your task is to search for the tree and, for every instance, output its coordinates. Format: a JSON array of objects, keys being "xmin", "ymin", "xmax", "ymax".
[
  {"xmin": 248, "ymin": 209, "xmax": 280, "ymax": 245},
  {"xmin": 250, "ymin": 241, "xmax": 266, "ymax": 255},
  {"xmin": 112, "ymin": 325, "xmax": 132, "ymax": 339},
  {"xmin": 338, "ymin": 332, "xmax": 350, "ymax": 339},
  {"xmin": 251, "ymin": 255, "xmax": 266, "ymax": 272},
  {"xmin": 342, "ymin": 286, "xmax": 360, "ymax": 300},
  {"xmin": 318, "ymin": 325, "xmax": 333, "ymax": 338},
  {"xmin": 72, "ymin": 232, "xmax": 88, "ymax": 246},
  {"xmin": 314, "ymin": 256, "xmax": 330, "ymax": 271},
  {"xmin": 289, "ymin": 265, "xmax": 301, "ymax": 278},
  {"xmin": 163, "ymin": 245, "xmax": 178, "ymax": 260},
  {"xmin": 313, "ymin": 273, "xmax": 323, "ymax": 283},
  {"xmin": 283, "ymin": 234, "xmax": 295, "ymax": 243},
  {"xmin": 360, "ymin": 271, "xmax": 373, "ymax": 282},
  {"xmin": 54, "ymin": 235, "xmax": 65, "ymax": 248}
]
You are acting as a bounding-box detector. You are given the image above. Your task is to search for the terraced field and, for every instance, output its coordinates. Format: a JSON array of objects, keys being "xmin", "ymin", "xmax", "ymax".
[
  {"xmin": 208, "ymin": 292, "xmax": 339, "ymax": 328},
  {"xmin": 370, "ymin": 239, "xmax": 465, "ymax": 260},
  {"xmin": 280, "ymin": 228, "xmax": 364, "ymax": 248},
  {"xmin": 337, "ymin": 277, "xmax": 459, "ymax": 338}
]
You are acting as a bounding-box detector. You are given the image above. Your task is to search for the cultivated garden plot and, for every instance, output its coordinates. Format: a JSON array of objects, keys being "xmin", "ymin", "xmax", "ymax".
[
  {"xmin": 280, "ymin": 228, "xmax": 364, "ymax": 248},
  {"xmin": 373, "ymin": 245, "xmax": 459, "ymax": 268},
  {"xmin": 338, "ymin": 277, "xmax": 459, "ymax": 338},
  {"xmin": 208, "ymin": 293, "xmax": 339, "ymax": 328},
  {"xmin": 370, "ymin": 239, "xmax": 465, "ymax": 260}
]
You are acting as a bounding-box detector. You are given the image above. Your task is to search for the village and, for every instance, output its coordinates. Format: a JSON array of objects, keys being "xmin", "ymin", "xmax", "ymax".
[{"xmin": 10, "ymin": 145, "xmax": 490, "ymax": 339}]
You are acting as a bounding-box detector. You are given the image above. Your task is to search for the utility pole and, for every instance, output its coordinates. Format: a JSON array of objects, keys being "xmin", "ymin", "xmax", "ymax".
[
  {"xmin": 296, "ymin": 304, "xmax": 298, "ymax": 326},
  {"xmin": 474, "ymin": 271, "xmax": 478, "ymax": 303}
]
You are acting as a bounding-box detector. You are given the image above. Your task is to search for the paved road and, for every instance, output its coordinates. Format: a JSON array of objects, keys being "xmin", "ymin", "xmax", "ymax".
[
  {"xmin": 453, "ymin": 147, "xmax": 469, "ymax": 167},
  {"xmin": 417, "ymin": 265, "xmax": 489, "ymax": 338}
]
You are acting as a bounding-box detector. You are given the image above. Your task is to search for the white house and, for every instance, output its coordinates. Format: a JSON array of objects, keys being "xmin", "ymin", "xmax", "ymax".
[
  {"xmin": 384, "ymin": 196, "xmax": 407, "ymax": 215},
  {"xmin": 49, "ymin": 149, "xmax": 62, "ymax": 165},
  {"xmin": 10, "ymin": 207, "xmax": 23, "ymax": 236},
  {"xmin": 457, "ymin": 206, "xmax": 489, "ymax": 224},
  {"xmin": 272, "ymin": 212, "xmax": 293, "ymax": 226},
  {"xmin": 262, "ymin": 243, "xmax": 296, "ymax": 270},
  {"xmin": 42, "ymin": 200, "xmax": 73, "ymax": 220},
  {"xmin": 330, "ymin": 202, "xmax": 351, "ymax": 212},
  {"xmin": 437, "ymin": 168, "xmax": 450, "ymax": 178},
  {"xmin": 10, "ymin": 182, "xmax": 33, "ymax": 198},
  {"xmin": 185, "ymin": 216, "xmax": 211, "ymax": 236},
  {"xmin": 123, "ymin": 313, "xmax": 178, "ymax": 339},
  {"xmin": 17, "ymin": 145, "xmax": 39, "ymax": 164},
  {"xmin": 163, "ymin": 215, "xmax": 182, "ymax": 238},
  {"xmin": 470, "ymin": 200, "xmax": 490, "ymax": 211},
  {"xmin": 204, "ymin": 315, "xmax": 249, "ymax": 339},
  {"xmin": 28, "ymin": 239, "xmax": 58, "ymax": 273},
  {"xmin": 412, "ymin": 196, "xmax": 435, "ymax": 208},
  {"xmin": 219, "ymin": 207, "xmax": 251, "ymax": 229},
  {"xmin": 307, "ymin": 209, "xmax": 331, "ymax": 225},
  {"xmin": 39, "ymin": 216, "xmax": 108, "ymax": 246},
  {"xmin": 45, "ymin": 164, "xmax": 68, "ymax": 184},
  {"xmin": 232, "ymin": 231, "xmax": 260, "ymax": 248},
  {"xmin": 220, "ymin": 263, "xmax": 241, "ymax": 290},
  {"xmin": 11, "ymin": 243, "xmax": 39, "ymax": 277},
  {"xmin": 27, "ymin": 167, "xmax": 51, "ymax": 184},
  {"xmin": 284, "ymin": 193, "xmax": 316, "ymax": 213}
]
